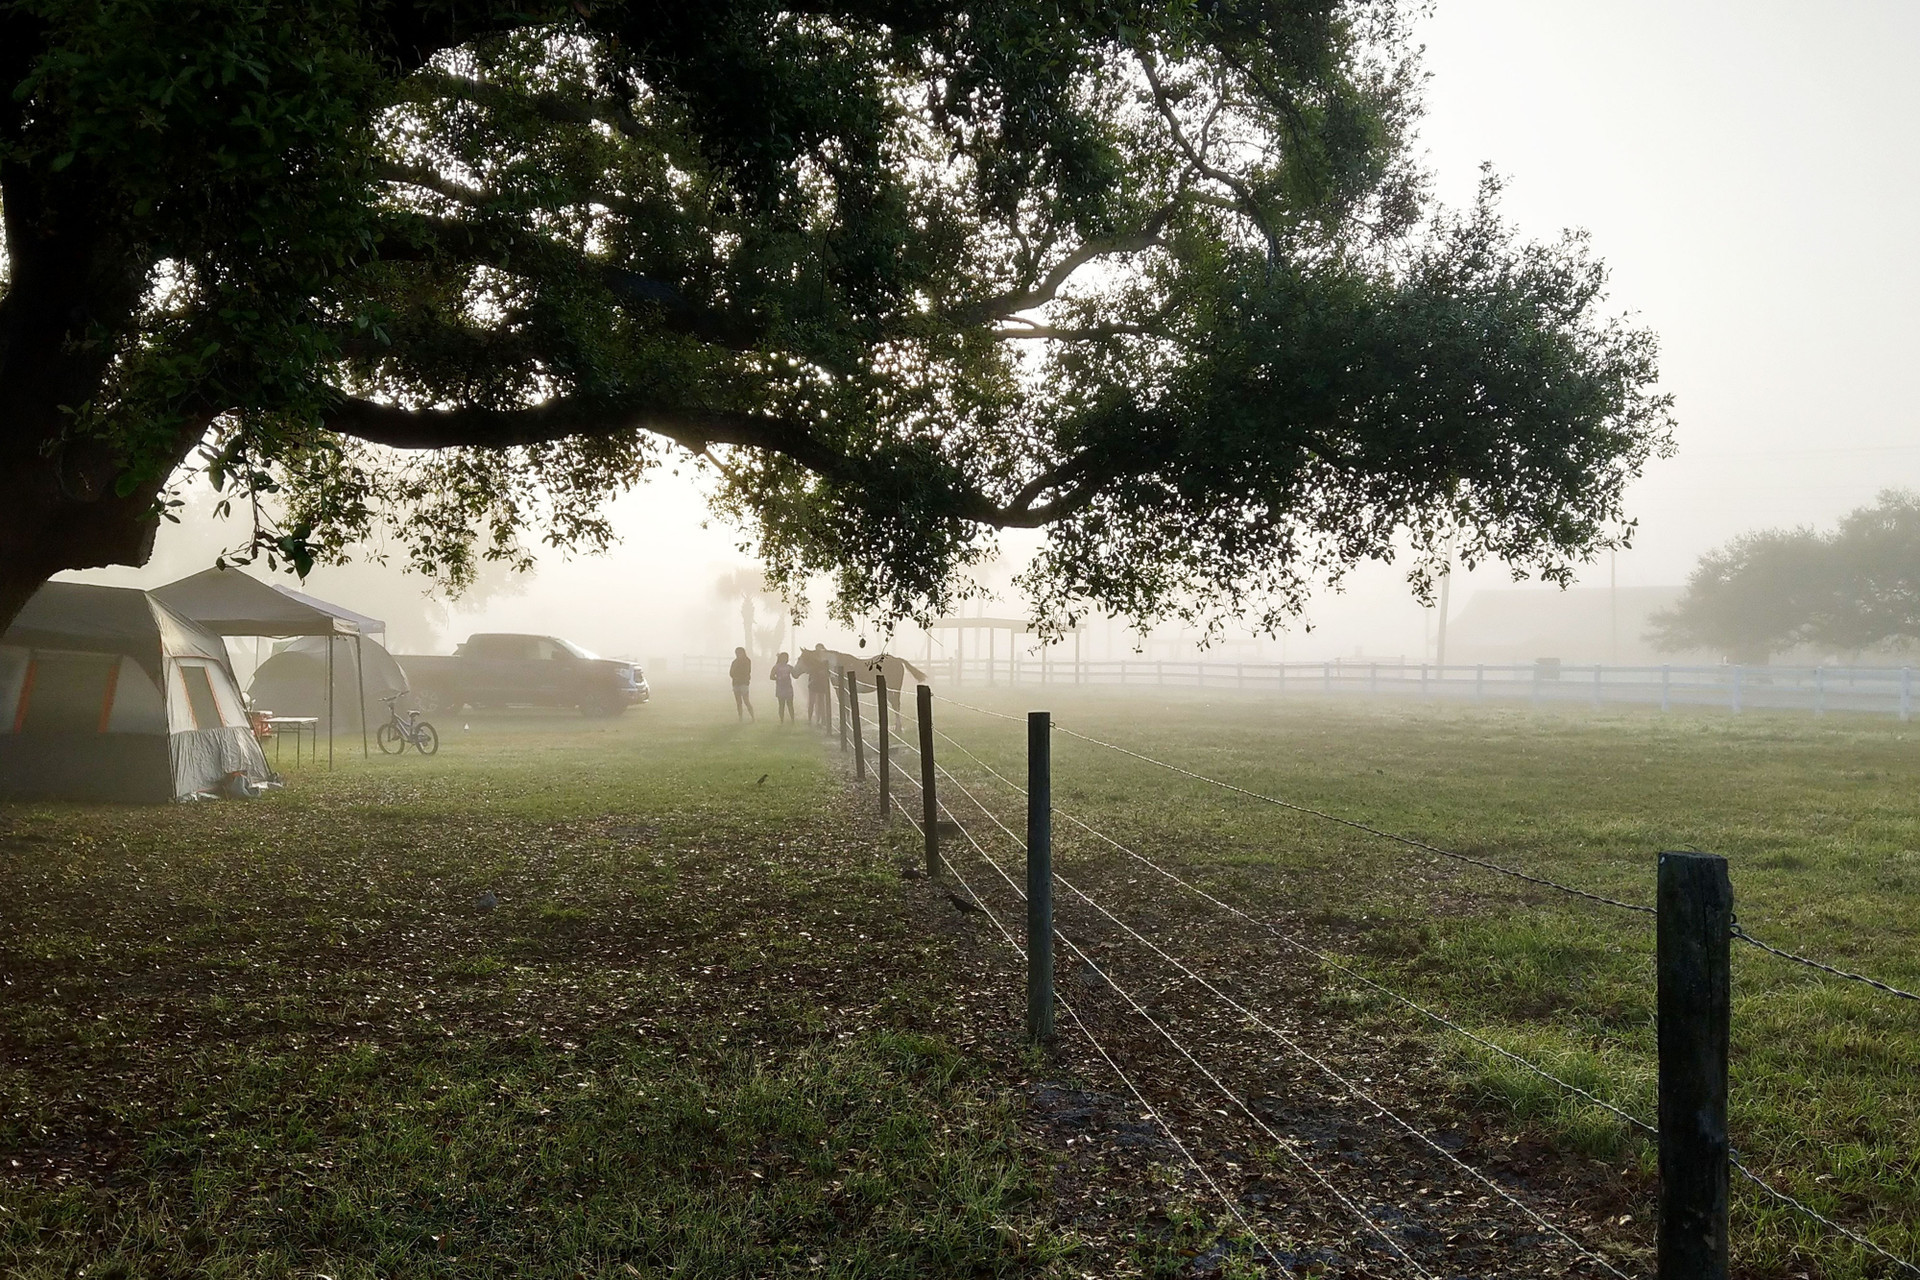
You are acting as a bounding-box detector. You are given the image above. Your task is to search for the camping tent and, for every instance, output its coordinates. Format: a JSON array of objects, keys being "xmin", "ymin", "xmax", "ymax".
[
  {"xmin": 0, "ymin": 582, "xmax": 270, "ymax": 802},
  {"xmin": 153, "ymin": 568, "xmax": 386, "ymax": 763},
  {"xmin": 248, "ymin": 635, "xmax": 410, "ymax": 730}
]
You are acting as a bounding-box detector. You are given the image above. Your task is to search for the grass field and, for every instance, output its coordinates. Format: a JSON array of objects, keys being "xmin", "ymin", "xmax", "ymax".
[
  {"xmin": 910, "ymin": 685, "xmax": 1920, "ymax": 1278},
  {"xmin": 2, "ymin": 682, "xmax": 1915, "ymax": 1277},
  {"xmin": 1, "ymin": 693, "xmax": 1216, "ymax": 1279}
]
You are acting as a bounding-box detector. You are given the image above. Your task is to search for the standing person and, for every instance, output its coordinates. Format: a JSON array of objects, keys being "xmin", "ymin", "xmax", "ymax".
[
  {"xmin": 729, "ymin": 646, "xmax": 754, "ymax": 722},
  {"xmin": 770, "ymin": 651, "xmax": 797, "ymax": 723},
  {"xmin": 802, "ymin": 643, "xmax": 832, "ymax": 726}
]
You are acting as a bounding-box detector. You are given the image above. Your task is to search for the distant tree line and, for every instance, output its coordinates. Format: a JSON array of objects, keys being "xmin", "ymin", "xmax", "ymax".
[{"xmin": 1652, "ymin": 490, "xmax": 1920, "ymax": 664}]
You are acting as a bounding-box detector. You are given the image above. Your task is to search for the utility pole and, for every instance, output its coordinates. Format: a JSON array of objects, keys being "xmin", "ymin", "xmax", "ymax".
[
  {"xmin": 1435, "ymin": 553, "xmax": 1452, "ymax": 670},
  {"xmin": 1610, "ymin": 548, "xmax": 1620, "ymax": 667}
]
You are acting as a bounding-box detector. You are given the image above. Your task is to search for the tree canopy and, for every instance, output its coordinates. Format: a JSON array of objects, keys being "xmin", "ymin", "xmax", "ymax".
[
  {"xmin": 1650, "ymin": 491, "xmax": 1920, "ymax": 663},
  {"xmin": 0, "ymin": 0, "xmax": 1672, "ymax": 634}
]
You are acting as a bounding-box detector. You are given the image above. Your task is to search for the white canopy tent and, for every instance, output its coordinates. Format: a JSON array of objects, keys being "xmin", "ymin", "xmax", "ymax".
[{"xmin": 153, "ymin": 568, "xmax": 388, "ymax": 766}]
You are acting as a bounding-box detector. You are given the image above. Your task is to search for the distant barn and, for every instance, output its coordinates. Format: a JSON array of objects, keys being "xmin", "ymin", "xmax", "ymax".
[{"xmin": 1444, "ymin": 587, "xmax": 1701, "ymax": 666}]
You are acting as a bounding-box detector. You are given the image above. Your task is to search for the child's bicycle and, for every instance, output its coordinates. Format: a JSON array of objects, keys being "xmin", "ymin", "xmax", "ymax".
[{"xmin": 376, "ymin": 693, "xmax": 440, "ymax": 756}]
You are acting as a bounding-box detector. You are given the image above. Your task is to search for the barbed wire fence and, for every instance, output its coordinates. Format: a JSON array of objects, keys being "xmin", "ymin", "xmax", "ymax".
[{"xmin": 820, "ymin": 670, "xmax": 1920, "ymax": 1277}]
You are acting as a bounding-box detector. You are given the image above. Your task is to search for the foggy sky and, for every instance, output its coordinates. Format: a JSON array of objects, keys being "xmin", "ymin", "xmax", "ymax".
[{"xmin": 63, "ymin": 1, "xmax": 1920, "ymax": 664}]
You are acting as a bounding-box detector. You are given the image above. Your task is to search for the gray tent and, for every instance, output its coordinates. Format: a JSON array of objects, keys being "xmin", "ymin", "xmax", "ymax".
[
  {"xmin": 248, "ymin": 635, "xmax": 410, "ymax": 731},
  {"xmin": 154, "ymin": 568, "xmax": 385, "ymax": 764},
  {"xmin": 0, "ymin": 583, "xmax": 270, "ymax": 803},
  {"xmin": 152, "ymin": 567, "xmax": 377, "ymax": 639}
]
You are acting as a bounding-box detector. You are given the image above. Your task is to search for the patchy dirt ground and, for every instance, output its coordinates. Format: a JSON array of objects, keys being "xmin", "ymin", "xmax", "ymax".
[{"xmin": 873, "ymin": 760, "xmax": 1652, "ymax": 1280}]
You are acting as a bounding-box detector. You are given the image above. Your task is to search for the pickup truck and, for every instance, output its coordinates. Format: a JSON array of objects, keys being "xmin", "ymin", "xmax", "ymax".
[{"xmin": 399, "ymin": 634, "xmax": 649, "ymax": 717}]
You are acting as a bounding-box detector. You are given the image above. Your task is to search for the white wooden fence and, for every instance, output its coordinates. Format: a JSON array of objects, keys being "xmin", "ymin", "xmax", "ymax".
[{"xmin": 686, "ymin": 653, "xmax": 1920, "ymax": 719}]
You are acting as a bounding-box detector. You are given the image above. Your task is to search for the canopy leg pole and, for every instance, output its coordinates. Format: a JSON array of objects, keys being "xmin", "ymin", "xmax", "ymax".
[
  {"xmin": 356, "ymin": 634, "xmax": 368, "ymax": 759},
  {"xmin": 327, "ymin": 637, "xmax": 335, "ymax": 771}
]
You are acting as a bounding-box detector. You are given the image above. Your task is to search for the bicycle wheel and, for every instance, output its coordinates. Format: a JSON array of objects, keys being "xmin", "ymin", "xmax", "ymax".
[
  {"xmin": 413, "ymin": 721, "xmax": 439, "ymax": 755},
  {"xmin": 376, "ymin": 723, "xmax": 406, "ymax": 754}
]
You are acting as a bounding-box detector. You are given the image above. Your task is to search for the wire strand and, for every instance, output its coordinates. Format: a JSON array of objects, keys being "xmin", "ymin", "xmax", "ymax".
[
  {"xmin": 1046, "ymin": 720, "xmax": 1657, "ymax": 916},
  {"xmin": 1731, "ymin": 1154, "xmax": 1920, "ymax": 1277},
  {"xmin": 1732, "ymin": 926, "xmax": 1920, "ymax": 1003},
  {"xmin": 926, "ymin": 691, "xmax": 1032, "ymax": 724}
]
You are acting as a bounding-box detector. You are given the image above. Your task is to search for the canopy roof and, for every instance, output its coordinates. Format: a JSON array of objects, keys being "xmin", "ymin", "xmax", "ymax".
[
  {"xmin": 271, "ymin": 584, "xmax": 385, "ymax": 637},
  {"xmin": 154, "ymin": 568, "xmax": 367, "ymax": 637}
]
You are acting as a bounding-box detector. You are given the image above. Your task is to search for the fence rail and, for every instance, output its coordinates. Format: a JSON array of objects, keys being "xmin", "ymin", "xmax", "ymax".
[{"xmin": 688, "ymin": 652, "xmax": 1920, "ymax": 719}]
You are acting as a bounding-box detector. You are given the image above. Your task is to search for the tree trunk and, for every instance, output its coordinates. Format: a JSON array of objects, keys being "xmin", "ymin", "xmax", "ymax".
[
  {"xmin": 0, "ymin": 442, "xmax": 179, "ymax": 632},
  {"xmin": 0, "ymin": 168, "xmax": 189, "ymax": 633}
]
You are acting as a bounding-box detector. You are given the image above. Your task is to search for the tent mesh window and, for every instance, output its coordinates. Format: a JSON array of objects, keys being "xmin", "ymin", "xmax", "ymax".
[
  {"xmin": 17, "ymin": 653, "xmax": 119, "ymax": 734},
  {"xmin": 179, "ymin": 663, "xmax": 226, "ymax": 730}
]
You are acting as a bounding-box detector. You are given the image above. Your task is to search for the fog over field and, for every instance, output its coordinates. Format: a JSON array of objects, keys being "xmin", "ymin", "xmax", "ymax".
[
  {"xmin": 15, "ymin": 9, "xmax": 1920, "ymax": 1275},
  {"xmin": 61, "ymin": 1, "xmax": 1920, "ymax": 668}
]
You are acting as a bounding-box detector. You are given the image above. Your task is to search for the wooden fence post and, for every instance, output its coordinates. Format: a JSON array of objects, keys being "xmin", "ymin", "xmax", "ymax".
[
  {"xmin": 838, "ymin": 671, "xmax": 849, "ymax": 752},
  {"xmin": 846, "ymin": 669, "xmax": 865, "ymax": 782},
  {"xmin": 1027, "ymin": 710, "xmax": 1054, "ymax": 1042},
  {"xmin": 1657, "ymin": 851, "xmax": 1732, "ymax": 1280},
  {"xmin": 1731, "ymin": 665, "xmax": 1743, "ymax": 715},
  {"xmin": 875, "ymin": 673, "xmax": 891, "ymax": 818},
  {"xmin": 918, "ymin": 684, "xmax": 938, "ymax": 877}
]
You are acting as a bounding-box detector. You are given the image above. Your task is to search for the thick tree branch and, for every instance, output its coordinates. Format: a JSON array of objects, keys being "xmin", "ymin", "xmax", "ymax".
[
  {"xmin": 398, "ymin": 71, "xmax": 646, "ymax": 142},
  {"xmin": 990, "ymin": 323, "xmax": 1156, "ymax": 340},
  {"xmin": 372, "ymin": 213, "xmax": 765, "ymax": 352},
  {"xmin": 326, "ymin": 394, "xmax": 860, "ymax": 481},
  {"xmin": 374, "ymin": 159, "xmax": 649, "ymax": 221},
  {"xmin": 322, "ymin": 393, "xmax": 1116, "ymax": 530},
  {"xmin": 373, "ymin": 160, "xmax": 495, "ymax": 209}
]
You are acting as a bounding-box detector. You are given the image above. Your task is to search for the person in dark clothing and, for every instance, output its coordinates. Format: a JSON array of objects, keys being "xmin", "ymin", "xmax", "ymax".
[
  {"xmin": 800, "ymin": 643, "xmax": 832, "ymax": 726},
  {"xmin": 729, "ymin": 647, "xmax": 754, "ymax": 721}
]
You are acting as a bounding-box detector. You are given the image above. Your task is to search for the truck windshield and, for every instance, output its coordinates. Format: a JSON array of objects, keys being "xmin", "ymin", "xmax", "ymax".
[{"xmin": 555, "ymin": 638, "xmax": 600, "ymax": 660}]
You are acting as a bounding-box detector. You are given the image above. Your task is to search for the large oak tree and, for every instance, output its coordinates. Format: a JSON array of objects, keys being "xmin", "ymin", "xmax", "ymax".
[{"xmin": 0, "ymin": 0, "xmax": 1671, "ymax": 634}]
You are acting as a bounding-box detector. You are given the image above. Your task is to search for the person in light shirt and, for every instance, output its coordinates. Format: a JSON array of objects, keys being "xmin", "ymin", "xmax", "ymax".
[{"xmin": 770, "ymin": 651, "xmax": 797, "ymax": 723}]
